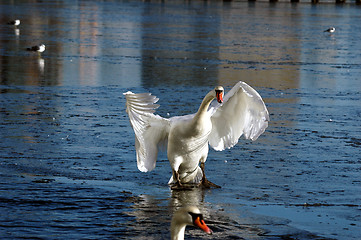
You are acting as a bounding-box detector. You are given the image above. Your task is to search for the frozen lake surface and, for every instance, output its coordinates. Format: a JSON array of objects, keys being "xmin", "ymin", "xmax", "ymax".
[{"xmin": 1, "ymin": 1, "xmax": 360, "ymax": 239}]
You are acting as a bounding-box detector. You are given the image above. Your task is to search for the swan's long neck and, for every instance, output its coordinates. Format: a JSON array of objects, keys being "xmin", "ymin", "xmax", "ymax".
[
  {"xmin": 170, "ymin": 222, "xmax": 186, "ymax": 240},
  {"xmin": 194, "ymin": 91, "xmax": 215, "ymax": 120}
]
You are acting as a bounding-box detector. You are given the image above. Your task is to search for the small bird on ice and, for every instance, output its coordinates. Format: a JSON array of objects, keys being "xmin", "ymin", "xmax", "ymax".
[
  {"xmin": 26, "ymin": 44, "xmax": 46, "ymax": 53},
  {"xmin": 7, "ymin": 19, "xmax": 20, "ymax": 26},
  {"xmin": 324, "ymin": 27, "xmax": 335, "ymax": 33}
]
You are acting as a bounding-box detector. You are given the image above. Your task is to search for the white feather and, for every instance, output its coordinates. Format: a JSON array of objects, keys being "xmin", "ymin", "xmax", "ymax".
[
  {"xmin": 124, "ymin": 91, "xmax": 169, "ymax": 172},
  {"xmin": 208, "ymin": 81, "xmax": 269, "ymax": 151}
]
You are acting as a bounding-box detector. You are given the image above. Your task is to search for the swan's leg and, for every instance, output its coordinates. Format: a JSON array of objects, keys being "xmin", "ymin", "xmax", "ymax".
[
  {"xmin": 200, "ymin": 162, "xmax": 221, "ymax": 188},
  {"xmin": 171, "ymin": 170, "xmax": 183, "ymax": 190},
  {"xmin": 169, "ymin": 157, "xmax": 184, "ymax": 189}
]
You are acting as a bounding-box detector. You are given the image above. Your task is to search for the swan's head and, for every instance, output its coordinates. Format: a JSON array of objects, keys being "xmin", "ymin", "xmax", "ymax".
[
  {"xmin": 214, "ymin": 86, "xmax": 224, "ymax": 103},
  {"xmin": 172, "ymin": 206, "xmax": 213, "ymax": 235}
]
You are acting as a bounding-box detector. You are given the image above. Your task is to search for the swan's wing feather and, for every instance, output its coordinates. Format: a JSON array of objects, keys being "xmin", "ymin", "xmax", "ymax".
[
  {"xmin": 209, "ymin": 81, "xmax": 269, "ymax": 151},
  {"xmin": 124, "ymin": 91, "xmax": 170, "ymax": 172},
  {"xmin": 169, "ymin": 113, "xmax": 195, "ymax": 122}
]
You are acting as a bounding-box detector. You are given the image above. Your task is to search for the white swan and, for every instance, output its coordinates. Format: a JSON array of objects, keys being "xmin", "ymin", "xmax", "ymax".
[
  {"xmin": 124, "ymin": 81, "xmax": 269, "ymax": 188},
  {"xmin": 171, "ymin": 206, "xmax": 212, "ymax": 240}
]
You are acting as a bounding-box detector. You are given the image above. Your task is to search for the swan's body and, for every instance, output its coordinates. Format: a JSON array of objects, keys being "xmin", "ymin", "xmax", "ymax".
[
  {"xmin": 124, "ymin": 81, "xmax": 269, "ymax": 188},
  {"xmin": 171, "ymin": 206, "xmax": 212, "ymax": 240}
]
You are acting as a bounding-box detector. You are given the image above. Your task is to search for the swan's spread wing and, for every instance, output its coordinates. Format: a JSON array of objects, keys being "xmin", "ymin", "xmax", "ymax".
[
  {"xmin": 208, "ymin": 81, "xmax": 269, "ymax": 151},
  {"xmin": 124, "ymin": 91, "xmax": 170, "ymax": 172}
]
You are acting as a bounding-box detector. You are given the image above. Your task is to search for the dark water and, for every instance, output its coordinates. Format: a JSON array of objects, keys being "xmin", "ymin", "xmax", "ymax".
[{"xmin": 1, "ymin": 1, "xmax": 360, "ymax": 239}]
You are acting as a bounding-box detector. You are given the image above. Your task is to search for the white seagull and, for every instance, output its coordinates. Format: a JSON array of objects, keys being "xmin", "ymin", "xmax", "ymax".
[
  {"xmin": 26, "ymin": 44, "xmax": 46, "ymax": 53},
  {"xmin": 7, "ymin": 19, "xmax": 20, "ymax": 26},
  {"xmin": 324, "ymin": 27, "xmax": 335, "ymax": 33},
  {"xmin": 124, "ymin": 81, "xmax": 269, "ymax": 188},
  {"xmin": 171, "ymin": 206, "xmax": 212, "ymax": 240}
]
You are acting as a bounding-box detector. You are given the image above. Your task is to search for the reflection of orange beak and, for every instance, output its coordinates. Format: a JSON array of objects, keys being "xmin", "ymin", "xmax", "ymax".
[
  {"xmin": 216, "ymin": 91, "xmax": 223, "ymax": 103},
  {"xmin": 194, "ymin": 216, "xmax": 213, "ymax": 235}
]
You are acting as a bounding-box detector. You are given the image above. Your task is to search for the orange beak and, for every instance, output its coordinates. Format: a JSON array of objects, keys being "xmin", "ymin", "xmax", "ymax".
[
  {"xmin": 194, "ymin": 216, "xmax": 213, "ymax": 235},
  {"xmin": 216, "ymin": 91, "xmax": 223, "ymax": 103}
]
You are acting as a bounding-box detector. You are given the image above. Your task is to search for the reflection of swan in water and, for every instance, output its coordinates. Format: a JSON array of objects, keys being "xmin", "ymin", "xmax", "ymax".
[
  {"xmin": 126, "ymin": 188, "xmax": 211, "ymax": 238},
  {"xmin": 170, "ymin": 188, "xmax": 212, "ymax": 239},
  {"xmin": 38, "ymin": 58, "xmax": 45, "ymax": 73},
  {"xmin": 170, "ymin": 187, "xmax": 205, "ymax": 207},
  {"xmin": 171, "ymin": 206, "xmax": 212, "ymax": 240},
  {"xmin": 124, "ymin": 81, "xmax": 269, "ymax": 189}
]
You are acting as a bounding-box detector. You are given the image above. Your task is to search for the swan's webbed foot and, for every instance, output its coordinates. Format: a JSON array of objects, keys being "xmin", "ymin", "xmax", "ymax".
[
  {"xmin": 170, "ymin": 176, "xmax": 184, "ymax": 190},
  {"xmin": 170, "ymin": 170, "xmax": 198, "ymax": 190},
  {"xmin": 170, "ymin": 182, "xmax": 197, "ymax": 190},
  {"xmin": 199, "ymin": 162, "xmax": 221, "ymax": 189},
  {"xmin": 170, "ymin": 181, "xmax": 183, "ymax": 190},
  {"xmin": 170, "ymin": 171, "xmax": 183, "ymax": 190},
  {"xmin": 200, "ymin": 178, "xmax": 221, "ymax": 188}
]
